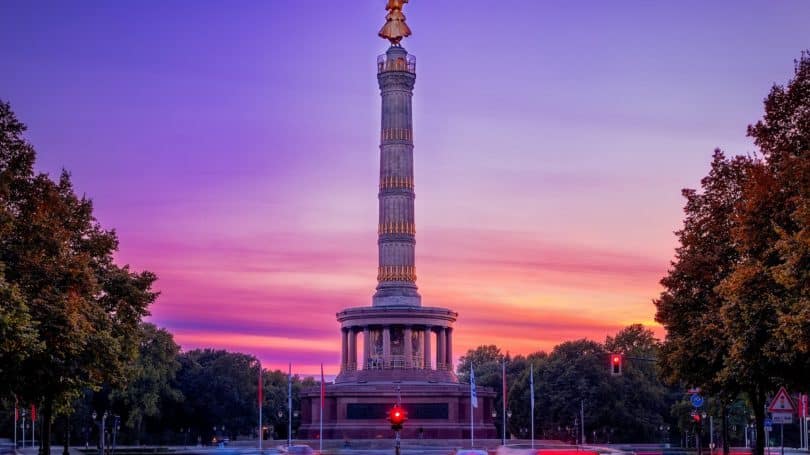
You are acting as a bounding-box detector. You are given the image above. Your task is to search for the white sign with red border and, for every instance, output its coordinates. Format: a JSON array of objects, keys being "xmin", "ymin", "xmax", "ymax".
[{"xmin": 768, "ymin": 387, "xmax": 795, "ymax": 413}]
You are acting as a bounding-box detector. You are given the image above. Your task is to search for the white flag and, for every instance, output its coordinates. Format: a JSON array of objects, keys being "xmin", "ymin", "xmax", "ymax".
[
  {"xmin": 470, "ymin": 364, "xmax": 479, "ymax": 408},
  {"xmin": 530, "ymin": 363, "xmax": 535, "ymax": 410}
]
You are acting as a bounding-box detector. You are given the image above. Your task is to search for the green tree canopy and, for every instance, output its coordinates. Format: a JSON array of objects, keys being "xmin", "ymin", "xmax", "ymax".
[
  {"xmin": 656, "ymin": 52, "xmax": 810, "ymax": 455},
  {"xmin": 110, "ymin": 323, "xmax": 184, "ymax": 444},
  {"xmin": 0, "ymin": 100, "xmax": 158, "ymax": 454}
]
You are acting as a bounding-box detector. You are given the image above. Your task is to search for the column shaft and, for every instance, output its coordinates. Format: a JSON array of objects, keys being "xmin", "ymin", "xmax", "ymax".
[
  {"xmin": 446, "ymin": 328, "xmax": 453, "ymax": 371},
  {"xmin": 373, "ymin": 46, "xmax": 420, "ymax": 307},
  {"xmin": 404, "ymin": 327, "xmax": 413, "ymax": 368},
  {"xmin": 347, "ymin": 329, "xmax": 356, "ymax": 370},
  {"xmin": 437, "ymin": 328, "xmax": 446, "ymax": 371},
  {"xmin": 341, "ymin": 329, "xmax": 348, "ymax": 371},
  {"xmin": 383, "ymin": 326, "xmax": 391, "ymax": 368},
  {"xmin": 363, "ymin": 327, "xmax": 370, "ymax": 370},
  {"xmin": 424, "ymin": 328, "xmax": 432, "ymax": 370},
  {"xmin": 353, "ymin": 330, "xmax": 359, "ymax": 369}
]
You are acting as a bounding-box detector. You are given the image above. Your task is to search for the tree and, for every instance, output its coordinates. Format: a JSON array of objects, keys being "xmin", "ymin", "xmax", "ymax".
[
  {"xmin": 457, "ymin": 345, "xmax": 513, "ymax": 440},
  {"xmin": 605, "ymin": 325, "xmax": 673, "ymax": 442},
  {"xmin": 0, "ymin": 101, "xmax": 157, "ymax": 455},
  {"xmin": 0, "ymin": 101, "xmax": 41, "ymax": 396},
  {"xmin": 741, "ymin": 51, "xmax": 810, "ymax": 378},
  {"xmin": 656, "ymin": 52, "xmax": 810, "ymax": 455},
  {"xmin": 716, "ymin": 52, "xmax": 810, "ymax": 455},
  {"xmin": 456, "ymin": 345, "xmax": 504, "ymax": 384},
  {"xmin": 110, "ymin": 323, "xmax": 183, "ymax": 444},
  {"xmin": 175, "ymin": 350, "xmax": 260, "ymax": 442},
  {"xmin": 0, "ymin": 268, "xmax": 41, "ymax": 396},
  {"xmin": 655, "ymin": 150, "xmax": 749, "ymax": 397}
]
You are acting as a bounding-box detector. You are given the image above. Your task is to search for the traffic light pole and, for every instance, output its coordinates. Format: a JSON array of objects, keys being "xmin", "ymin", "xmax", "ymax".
[
  {"xmin": 780, "ymin": 423, "xmax": 784, "ymax": 455},
  {"xmin": 395, "ymin": 429, "xmax": 401, "ymax": 455}
]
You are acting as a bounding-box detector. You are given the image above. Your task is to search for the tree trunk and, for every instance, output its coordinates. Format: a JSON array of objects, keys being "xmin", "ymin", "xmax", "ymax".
[
  {"xmin": 41, "ymin": 399, "xmax": 53, "ymax": 455},
  {"xmin": 753, "ymin": 391, "xmax": 766, "ymax": 455},
  {"xmin": 63, "ymin": 414, "xmax": 70, "ymax": 455},
  {"xmin": 722, "ymin": 404, "xmax": 730, "ymax": 455}
]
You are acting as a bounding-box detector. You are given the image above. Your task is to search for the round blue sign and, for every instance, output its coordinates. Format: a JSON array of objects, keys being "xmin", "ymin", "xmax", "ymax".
[
  {"xmin": 691, "ymin": 394, "xmax": 704, "ymax": 408},
  {"xmin": 764, "ymin": 418, "xmax": 773, "ymax": 430}
]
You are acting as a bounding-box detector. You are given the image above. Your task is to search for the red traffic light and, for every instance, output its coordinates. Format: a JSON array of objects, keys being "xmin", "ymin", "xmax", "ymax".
[
  {"xmin": 610, "ymin": 354, "xmax": 623, "ymax": 375},
  {"xmin": 388, "ymin": 404, "xmax": 407, "ymax": 430}
]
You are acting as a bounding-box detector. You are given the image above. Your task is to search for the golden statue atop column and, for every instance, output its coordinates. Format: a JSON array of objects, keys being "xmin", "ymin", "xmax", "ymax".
[{"xmin": 378, "ymin": 0, "xmax": 412, "ymax": 45}]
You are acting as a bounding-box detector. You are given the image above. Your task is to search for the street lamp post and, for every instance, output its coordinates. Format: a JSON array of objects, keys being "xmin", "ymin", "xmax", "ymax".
[
  {"xmin": 111, "ymin": 415, "xmax": 120, "ymax": 455},
  {"xmin": 20, "ymin": 410, "xmax": 27, "ymax": 449},
  {"xmin": 277, "ymin": 409, "xmax": 298, "ymax": 447},
  {"xmin": 92, "ymin": 411, "xmax": 108, "ymax": 455},
  {"xmin": 492, "ymin": 409, "xmax": 498, "ymax": 441}
]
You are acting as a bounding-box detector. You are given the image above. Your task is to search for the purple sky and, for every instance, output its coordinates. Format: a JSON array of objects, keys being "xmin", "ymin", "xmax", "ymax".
[{"xmin": 2, "ymin": 1, "xmax": 809, "ymax": 375}]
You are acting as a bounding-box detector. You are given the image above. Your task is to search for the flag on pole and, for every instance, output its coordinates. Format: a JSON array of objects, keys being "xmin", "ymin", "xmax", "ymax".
[
  {"xmin": 30, "ymin": 405, "xmax": 36, "ymax": 422},
  {"xmin": 14, "ymin": 397, "xmax": 18, "ymax": 423},
  {"xmin": 470, "ymin": 364, "xmax": 479, "ymax": 408}
]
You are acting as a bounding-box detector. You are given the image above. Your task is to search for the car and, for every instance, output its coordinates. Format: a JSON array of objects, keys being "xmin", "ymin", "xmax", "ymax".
[
  {"xmin": 286, "ymin": 445, "xmax": 317, "ymax": 455},
  {"xmin": 454, "ymin": 450, "xmax": 489, "ymax": 455}
]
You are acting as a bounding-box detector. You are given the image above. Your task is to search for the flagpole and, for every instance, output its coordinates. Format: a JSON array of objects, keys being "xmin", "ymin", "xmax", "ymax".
[
  {"xmin": 530, "ymin": 363, "xmax": 535, "ymax": 450},
  {"xmin": 470, "ymin": 364, "xmax": 474, "ymax": 448},
  {"xmin": 502, "ymin": 359, "xmax": 507, "ymax": 447},
  {"xmin": 258, "ymin": 362, "xmax": 262, "ymax": 452},
  {"xmin": 288, "ymin": 363, "xmax": 292, "ymax": 448},
  {"xmin": 320, "ymin": 364, "xmax": 324, "ymax": 454}
]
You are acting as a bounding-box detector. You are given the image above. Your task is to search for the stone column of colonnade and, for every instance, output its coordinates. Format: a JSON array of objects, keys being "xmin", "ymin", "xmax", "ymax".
[
  {"xmin": 363, "ymin": 327, "xmax": 370, "ymax": 370},
  {"xmin": 446, "ymin": 327, "xmax": 453, "ymax": 370},
  {"xmin": 436, "ymin": 328, "xmax": 446, "ymax": 371},
  {"xmin": 340, "ymin": 329, "xmax": 348, "ymax": 369},
  {"xmin": 347, "ymin": 329, "xmax": 357, "ymax": 370},
  {"xmin": 423, "ymin": 327, "xmax": 432, "ymax": 370},
  {"xmin": 404, "ymin": 327, "xmax": 413, "ymax": 367}
]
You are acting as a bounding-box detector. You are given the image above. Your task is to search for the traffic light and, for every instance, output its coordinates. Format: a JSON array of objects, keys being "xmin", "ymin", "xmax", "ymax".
[
  {"xmin": 610, "ymin": 354, "xmax": 623, "ymax": 376},
  {"xmin": 388, "ymin": 404, "xmax": 407, "ymax": 431},
  {"xmin": 691, "ymin": 411, "xmax": 702, "ymax": 423}
]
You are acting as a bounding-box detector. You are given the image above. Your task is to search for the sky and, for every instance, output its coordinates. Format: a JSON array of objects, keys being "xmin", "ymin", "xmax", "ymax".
[{"xmin": 1, "ymin": 1, "xmax": 809, "ymax": 376}]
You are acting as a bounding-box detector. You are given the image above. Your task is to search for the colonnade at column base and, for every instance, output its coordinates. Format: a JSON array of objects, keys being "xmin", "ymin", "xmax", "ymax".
[
  {"xmin": 298, "ymin": 381, "xmax": 497, "ymax": 440},
  {"xmin": 336, "ymin": 305, "xmax": 457, "ymax": 384},
  {"xmin": 335, "ymin": 367, "xmax": 457, "ymax": 384}
]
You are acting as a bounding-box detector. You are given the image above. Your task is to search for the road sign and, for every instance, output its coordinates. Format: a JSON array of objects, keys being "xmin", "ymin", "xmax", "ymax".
[
  {"xmin": 768, "ymin": 387, "xmax": 795, "ymax": 413},
  {"xmin": 691, "ymin": 394, "xmax": 704, "ymax": 408},
  {"xmin": 765, "ymin": 418, "xmax": 773, "ymax": 431},
  {"xmin": 772, "ymin": 414, "xmax": 793, "ymax": 424}
]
